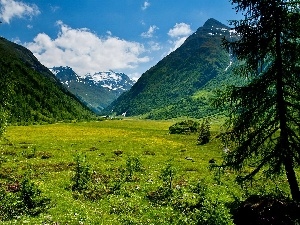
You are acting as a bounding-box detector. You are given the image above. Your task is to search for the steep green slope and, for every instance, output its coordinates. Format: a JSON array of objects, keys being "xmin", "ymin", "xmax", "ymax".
[
  {"xmin": 106, "ymin": 19, "xmax": 234, "ymax": 119},
  {"xmin": 0, "ymin": 37, "xmax": 95, "ymax": 124},
  {"xmin": 67, "ymin": 81, "xmax": 118, "ymax": 113}
]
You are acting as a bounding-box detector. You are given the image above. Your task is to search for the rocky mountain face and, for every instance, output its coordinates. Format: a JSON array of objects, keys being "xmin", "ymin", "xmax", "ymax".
[
  {"xmin": 50, "ymin": 66, "xmax": 135, "ymax": 114},
  {"xmin": 104, "ymin": 18, "xmax": 237, "ymax": 119}
]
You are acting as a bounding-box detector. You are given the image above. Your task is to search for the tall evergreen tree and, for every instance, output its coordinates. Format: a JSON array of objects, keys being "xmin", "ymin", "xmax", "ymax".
[{"xmin": 220, "ymin": 0, "xmax": 300, "ymax": 201}]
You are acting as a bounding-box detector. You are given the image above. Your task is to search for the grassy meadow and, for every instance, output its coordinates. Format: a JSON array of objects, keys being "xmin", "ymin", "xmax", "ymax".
[{"xmin": 0, "ymin": 118, "xmax": 296, "ymax": 224}]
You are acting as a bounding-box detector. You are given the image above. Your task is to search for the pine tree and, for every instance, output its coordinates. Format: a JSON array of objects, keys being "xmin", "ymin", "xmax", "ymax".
[
  {"xmin": 197, "ymin": 119, "xmax": 211, "ymax": 145},
  {"xmin": 221, "ymin": 0, "xmax": 300, "ymax": 201}
]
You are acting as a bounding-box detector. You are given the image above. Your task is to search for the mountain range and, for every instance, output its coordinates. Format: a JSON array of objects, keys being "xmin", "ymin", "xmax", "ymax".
[
  {"xmin": 104, "ymin": 18, "xmax": 237, "ymax": 119},
  {"xmin": 0, "ymin": 18, "xmax": 239, "ymax": 123},
  {"xmin": 50, "ymin": 67, "xmax": 135, "ymax": 114}
]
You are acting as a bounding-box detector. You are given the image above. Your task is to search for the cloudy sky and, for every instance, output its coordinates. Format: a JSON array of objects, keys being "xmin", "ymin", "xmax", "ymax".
[{"xmin": 0, "ymin": 0, "xmax": 242, "ymax": 80}]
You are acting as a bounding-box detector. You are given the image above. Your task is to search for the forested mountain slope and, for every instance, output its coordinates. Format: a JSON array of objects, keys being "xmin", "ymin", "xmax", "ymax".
[
  {"xmin": 0, "ymin": 37, "xmax": 95, "ymax": 124},
  {"xmin": 105, "ymin": 18, "xmax": 236, "ymax": 119}
]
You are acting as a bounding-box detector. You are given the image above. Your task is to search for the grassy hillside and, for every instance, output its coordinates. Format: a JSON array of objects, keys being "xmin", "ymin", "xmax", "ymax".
[
  {"xmin": 0, "ymin": 119, "xmax": 296, "ymax": 224},
  {"xmin": 106, "ymin": 19, "xmax": 234, "ymax": 119},
  {"xmin": 0, "ymin": 38, "xmax": 95, "ymax": 124}
]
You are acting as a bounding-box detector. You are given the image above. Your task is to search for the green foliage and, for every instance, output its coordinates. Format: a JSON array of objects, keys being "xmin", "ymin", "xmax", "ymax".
[
  {"xmin": 0, "ymin": 108, "xmax": 8, "ymax": 139},
  {"xmin": 0, "ymin": 120, "xmax": 297, "ymax": 224},
  {"xmin": 72, "ymin": 156, "xmax": 144, "ymax": 200},
  {"xmin": 19, "ymin": 175, "xmax": 49, "ymax": 213},
  {"xmin": 192, "ymin": 199, "xmax": 234, "ymax": 225},
  {"xmin": 0, "ymin": 174, "xmax": 50, "ymax": 221},
  {"xmin": 160, "ymin": 161, "xmax": 176, "ymax": 191},
  {"xmin": 169, "ymin": 120, "xmax": 200, "ymax": 134},
  {"xmin": 0, "ymin": 37, "xmax": 95, "ymax": 125},
  {"xmin": 125, "ymin": 156, "xmax": 142, "ymax": 181},
  {"xmin": 71, "ymin": 154, "xmax": 91, "ymax": 192},
  {"xmin": 0, "ymin": 66, "xmax": 12, "ymax": 138},
  {"xmin": 220, "ymin": 0, "xmax": 300, "ymax": 201},
  {"xmin": 147, "ymin": 161, "xmax": 177, "ymax": 204},
  {"xmin": 197, "ymin": 118, "xmax": 211, "ymax": 145},
  {"xmin": 176, "ymin": 181, "xmax": 234, "ymax": 225}
]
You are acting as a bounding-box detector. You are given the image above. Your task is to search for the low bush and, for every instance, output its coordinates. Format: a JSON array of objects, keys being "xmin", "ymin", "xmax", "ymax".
[
  {"xmin": 71, "ymin": 154, "xmax": 91, "ymax": 192},
  {"xmin": 0, "ymin": 174, "xmax": 50, "ymax": 221},
  {"xmin": 169, "ymin": 120, "xmax": 200, "ymax": 134}
]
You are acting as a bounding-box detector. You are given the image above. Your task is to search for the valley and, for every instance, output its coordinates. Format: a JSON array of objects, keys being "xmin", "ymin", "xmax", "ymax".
[
  {"xmin": 51, "ymin": 67, "xmax": 135, "ymax": 114},
  {"xmin": 0, "ymin": 1, "xmax": 299, "ymax": 222},
  {"xmin": 0, "ymin": 119, "xmax": 295, "ymax": 224}
]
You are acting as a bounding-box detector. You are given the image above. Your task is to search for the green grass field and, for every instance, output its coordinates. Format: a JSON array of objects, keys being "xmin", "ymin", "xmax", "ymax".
[{"xmin": 0, "ymin": 119, "xmax": 296, "ymax": 224}]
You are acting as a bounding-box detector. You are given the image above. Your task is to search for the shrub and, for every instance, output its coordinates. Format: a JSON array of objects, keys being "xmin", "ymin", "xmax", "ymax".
[
  {"xmin": 192, "ymin": 198, "xmax": 234, "ymax": 225},
  {"xmin": 169, "ymin": 120, "xmax": 200, "ymax": 134},
  {"xmin": 147, "ymin": 161, "xmax": 177, "ymax": 204},
  {"xmin": 160, "ymin": 161, "xmax": 176, "ymax": 191},
  {"xmin": 0, "ymin": 106, "xmax": 9, "ymax": 139},
  {"xmin": 197, "ymin": 118, "xmax": 211, "ymax": 145},
  {"xmin": 173, "ymin": 181, "xmax": 234, "ymax": 225},
  {"xmin": 71, "ymin": 154, "xmax": 91, "ymax": 192},
  {"xmin": 125, "ymin": 156, "xmax": 142, "ymax": 181},
  {"xmin": 0, "ymin": 174, "xmax": 50, "ymax": 221}
]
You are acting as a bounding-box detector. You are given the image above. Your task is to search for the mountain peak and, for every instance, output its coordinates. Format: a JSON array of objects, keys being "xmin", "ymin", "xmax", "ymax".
[
  {"xmin": 203, "ymin": 18, "xmax": 228, "ymax": 29},
  {"xmin": 105, "ymin": 17, "xmax": 232, "ymax": 118},
  {"xmin": 51, "ymin": 67, "xmax": 135, "ymax": 114}
]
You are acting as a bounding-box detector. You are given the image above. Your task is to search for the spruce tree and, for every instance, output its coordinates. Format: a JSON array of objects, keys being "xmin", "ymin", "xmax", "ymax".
[
  {"xmin": 220, "ymin": 0, "xmax": 300, "ymax": 201},
  {"xmin": 197, "ymin": 119, "xmax": 211, "ymax": 145}
]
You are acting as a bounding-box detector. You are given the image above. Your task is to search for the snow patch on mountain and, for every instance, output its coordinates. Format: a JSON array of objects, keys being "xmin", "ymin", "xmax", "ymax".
[{"xmin": 50, "ymin": 67, "xmax": 135, "ymax": 91}]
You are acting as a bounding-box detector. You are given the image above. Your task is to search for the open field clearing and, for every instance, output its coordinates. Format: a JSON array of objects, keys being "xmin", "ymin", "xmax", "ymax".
[{"xmin": 0, "ymin": 119, "xmax": 296, "ymax": 224}]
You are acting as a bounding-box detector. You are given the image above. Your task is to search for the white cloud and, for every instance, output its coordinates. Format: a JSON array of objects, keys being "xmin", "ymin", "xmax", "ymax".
[
  {"xmin": 148, "ymin": 41, "xmax": 161, "ymax": 51},
  {"xmin": 12, "ymin": 37, "xmax": 20, "ymax": 44},
  {"xmin": 0, "ymin": 0, "xmax": 40, "ymax": 23},
  {"xmin": 24, "ymin": 21, "xmax": 150, "ymax": 76},
  {"xmin": 168, "ymin": 37, "xmax": 188, "ymax": 54},
  {"xmin": 168, "ymin": 23, "xmax": 192, "ymax": 38},
  {"xmin": 141, "ymin": 25, "xmax": 158, "ymax": 38},
  {"xmin": 167, "ymin": 23, "xmax": 193, "ymax": 54},
  {"xmin": 129, "ymin": 72, "xmax": 141, "ymax": 82},
  {"xmin": 141, "ymin": 1, "xmax": 150, "ymax": 10}
]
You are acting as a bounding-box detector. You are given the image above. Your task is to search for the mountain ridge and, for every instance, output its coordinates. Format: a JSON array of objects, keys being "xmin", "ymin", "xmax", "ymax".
[
  {"xmin": 0, "ymin": 37, "xmax": 95, "ymax": 124},
  {"xmin": 50, "ymin": 66, "xmax": 135, "ymax": 114},
  {"xmin": 104, "ymin": 18, "xmax": 234, "ymax": 119}
]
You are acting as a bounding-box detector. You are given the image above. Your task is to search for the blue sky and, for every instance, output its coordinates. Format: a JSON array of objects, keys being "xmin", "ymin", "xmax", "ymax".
[{"xmin": 0, "ymin": 0, "xmax": 242, "ymax": 79}]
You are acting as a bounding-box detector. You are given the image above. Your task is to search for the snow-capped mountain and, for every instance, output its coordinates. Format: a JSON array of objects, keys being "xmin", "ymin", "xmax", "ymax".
[
  {"xmin": 49, "ymin": 66, "xmax": 135, "ymax": 114},
  {"xmin": 50, "ymin": 66, "xmax": 135, "ymax": 92},
  {"xmin": 85, "ymin": 71, "xmax": 135, "ymax": 92}
]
